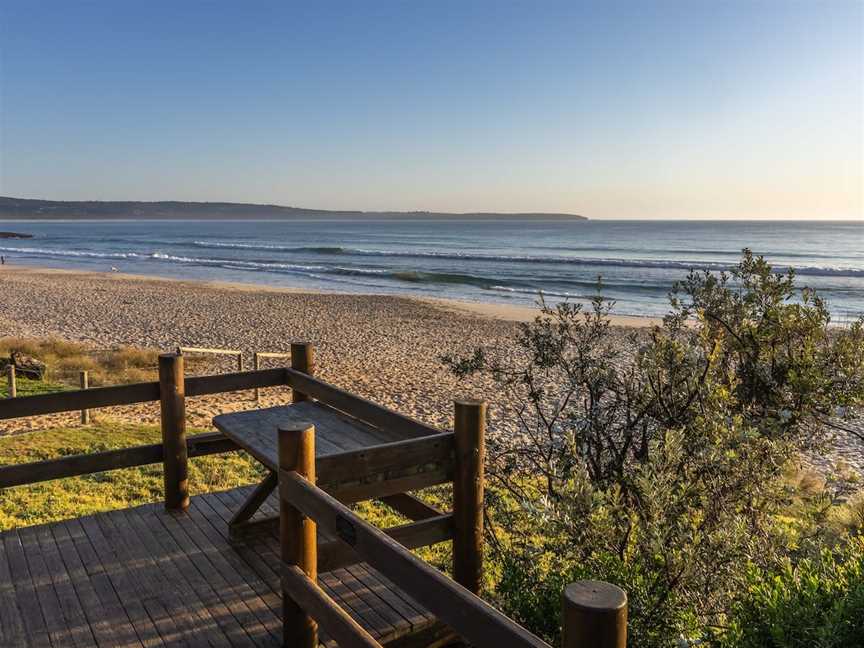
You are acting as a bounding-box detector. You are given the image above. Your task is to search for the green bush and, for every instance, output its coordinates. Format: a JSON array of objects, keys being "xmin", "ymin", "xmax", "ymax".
[
  {"xmin": 444, "ymin": 250, "xmax": 864, "ymax": 645},
  {"xmin": 719, "ymin": 535, "xmax": 864, "ymax": 648}
]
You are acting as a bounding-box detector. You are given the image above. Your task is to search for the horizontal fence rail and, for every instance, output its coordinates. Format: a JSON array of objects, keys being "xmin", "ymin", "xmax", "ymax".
[
  {"xmin": 0, "ymin": 367, "xmax": 288, "ymax": 420},
  {"xmin": 317, "ymin": 432, "xmax": 456, "ymax": 503},
  {"xmin": 285, "ymin": 368, "xmax": 440, "ymax": 438},
  {"xmin": 177, "ymin": 346, "xmax": 244, "ymax": 371},
  {"xmin": 0, "ymin": 432, "xmax": 237, "ymax": 488}
]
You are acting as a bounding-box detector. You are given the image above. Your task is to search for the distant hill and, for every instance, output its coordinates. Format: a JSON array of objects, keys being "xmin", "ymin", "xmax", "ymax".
[{"xmin": 0, "ymin": 197, "xmax": 587, "ymax": 221}]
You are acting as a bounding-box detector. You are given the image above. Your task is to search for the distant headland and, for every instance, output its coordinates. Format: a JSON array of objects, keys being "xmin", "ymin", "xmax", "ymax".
[{"xmin": 0, "ymin": 197, "xmax": 587, "ymax": 221}]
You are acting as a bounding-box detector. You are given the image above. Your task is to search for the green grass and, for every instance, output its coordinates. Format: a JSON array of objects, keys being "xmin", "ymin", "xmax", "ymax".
[
  {"xmin": 0, "ymin": 374, "xmax": 68, "ymax": 398},
  {"xmin": 0, "ymin": 418, "xmax": 268, "ymax": 530}
]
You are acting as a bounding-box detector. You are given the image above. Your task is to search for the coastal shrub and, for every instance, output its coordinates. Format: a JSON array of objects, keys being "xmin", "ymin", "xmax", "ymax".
[
  {"xmin": 442, "ymin": 250, "xmax": 864, "ymax": 645},
  {"xmin": 718, "ymin": 535, "xmax": 864, "ymax": 648}
]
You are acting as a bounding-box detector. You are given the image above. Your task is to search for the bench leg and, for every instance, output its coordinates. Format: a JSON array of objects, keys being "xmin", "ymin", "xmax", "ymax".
[{"xmin": 229, "ymin": 471, "xmax": 278, "ymax": 540}]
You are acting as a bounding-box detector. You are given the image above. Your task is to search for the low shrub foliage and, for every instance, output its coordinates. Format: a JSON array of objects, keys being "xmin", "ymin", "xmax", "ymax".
[{"xmin": 443, "ymin": 250, "xmax": 864, "ymax": 645}]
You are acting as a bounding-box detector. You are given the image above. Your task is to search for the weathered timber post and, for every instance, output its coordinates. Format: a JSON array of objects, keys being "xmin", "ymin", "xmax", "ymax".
[
  {"xmin": 79, "ymin": 370, "xmax": 90, "ymax": 424},
  {"xmin": 290, "ymin": 343, "xmax": 314, "ymax": 403},
  {"xmin": 236, "ymin": 352, "xmax": 243, "ymax": 372},
  {"xmin": 159, "ymin": 353, "xmax": 189, "ymax": 511},
  {"xmin": 6, "ymin": 365, "xmax": 15, "ymax": 398},
  {"xmin": 279, "ymin": 423, "xmax": 318, "ymax": 648},
  {"xmin": 562, "ymin": 581, "xmax": 627, "ymax": 648},
  {"xmin": 453, "ymin": 398, "xmax": 486, "ymax": 594},
  {"xmin": 254, "ymin": 352, "xmax": 261, "ymax": 403}
]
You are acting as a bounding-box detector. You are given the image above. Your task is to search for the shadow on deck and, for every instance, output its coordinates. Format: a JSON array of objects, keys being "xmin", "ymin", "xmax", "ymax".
[{"xmin": 0, "ymin": 486, "xmax": 442, "ymax": 647}]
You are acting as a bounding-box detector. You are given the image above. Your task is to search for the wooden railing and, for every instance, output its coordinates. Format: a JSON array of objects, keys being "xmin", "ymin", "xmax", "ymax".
[
  {"xmin": 0, "ymin": 356, "xmax": 286, "ymax": 490},
  {"xmin": 176, "ymin": 345, "xmax": 244, "ymax": 371},
  {"xmin": 0, "ymin": 342, "xmax": 628, "ymax": 647},
  {"xmin": 276, "ymin": 424, "xmax": 628, "ymax": 648}
]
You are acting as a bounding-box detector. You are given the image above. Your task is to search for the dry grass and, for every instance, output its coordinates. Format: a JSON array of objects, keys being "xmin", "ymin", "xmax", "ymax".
[{"xmin": 0, "ymin": 336, "xmax": 209, "ymax": 387}]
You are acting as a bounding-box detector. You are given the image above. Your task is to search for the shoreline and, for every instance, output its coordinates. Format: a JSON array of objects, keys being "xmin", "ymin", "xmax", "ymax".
[{"xmin": 0, "ymin": 263, "xmax": 663, "ymax": 327}]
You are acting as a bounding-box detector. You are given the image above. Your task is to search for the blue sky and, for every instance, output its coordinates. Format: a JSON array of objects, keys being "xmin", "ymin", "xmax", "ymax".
[{"xmin": 0, "ymin": 1, "xmax": 861, "ymax": 219}]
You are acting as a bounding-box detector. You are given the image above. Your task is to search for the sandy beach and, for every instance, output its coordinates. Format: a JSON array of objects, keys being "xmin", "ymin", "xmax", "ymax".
[
  {"xmin": 0, "ymin": 266, "xmax": 545, "ymax": 435},
  {"xmin": 0, "ymin": 264, "xmax": 860, "ymax": 479}
]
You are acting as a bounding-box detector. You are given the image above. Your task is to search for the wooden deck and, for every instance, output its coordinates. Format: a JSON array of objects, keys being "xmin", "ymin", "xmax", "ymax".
[{"xmin": 0, "ymin": 486, "xmax": 441, "ymax": 647}]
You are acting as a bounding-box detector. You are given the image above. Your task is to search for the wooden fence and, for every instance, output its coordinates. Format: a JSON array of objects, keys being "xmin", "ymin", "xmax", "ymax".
[{"xmin": 0, "ymin": 344, "xmax": 627, "ymax": 647}]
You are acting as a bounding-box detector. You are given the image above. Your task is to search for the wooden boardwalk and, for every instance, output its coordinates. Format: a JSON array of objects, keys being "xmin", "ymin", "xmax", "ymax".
[
  {"xmin": 0, "ymin": 486, "xmax": 441, "ymax": 647},
  {"xmin": 0, "ymin": 350, "xmax": 592, "ymax": 648}
]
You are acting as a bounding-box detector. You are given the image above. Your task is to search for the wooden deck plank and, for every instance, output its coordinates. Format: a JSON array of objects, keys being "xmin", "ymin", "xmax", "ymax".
[
  {"xmin": 50, "ymin": 520, "xmax": 140, "ymax": 647},
  {"xmin": 330, "ymin": 566, "xmax": 400, "ymax": 638},
  {"xmin": 117, "ymin": 506, "xmax": 233, "ymax": 648},
  {"xmin": 345, "ymin": 562, "xmax": 431, "ymax": 632},
  {"xmin": 207, "ymin": 489, "xmax": 372, "ymax": 637},
  {"xmin": 32, "ymin": 523, "xmax": 98, "ymax": 648},
  {"xmin": 142, "ymin": 508, "xmax": 251, "ymax": 648},
  {"xmin": 59, "ymin": 518, "xmax": 146, "ymax": 647},
  {"xmin": 205, "ymin": 492, "xmax": 352, "ymax": 648},
  {"xmin": 151, "ymin": 502, "xmax": 271, "ymax": 647},
  {"xmin": 4, "ymin": 531, "xmax": 52, "ymax": 646},
  {"xmin": 94, "ymin": 508, "xmax": 190, "ymax": 646},
  {"xmin": 0, "ymin": 530, "xmax": 31, "ymax": 647},
  {"xmin": 19, "ymin": 525, "xmax": 75, "ymax": 646},
  {"xmin": 184, "ymin": 498, "xmax": 283, "ymax": 644},
  {"xmin": 78, "ymin": 514, "xmax": 167, "ymax": 646},
  {"xmin": 0, "ymin": 488, "xmax": 439, "ymax": 648},
  {"xmin": 190, "ymin": 496, "xmax": 282, "ymax": 618},
  {"xmin": 171, "ymin": 503, "xmax": 279, "ymax": 645}
]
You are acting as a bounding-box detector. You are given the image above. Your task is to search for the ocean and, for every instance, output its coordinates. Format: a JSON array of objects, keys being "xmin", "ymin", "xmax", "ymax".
[{"xmin": 0, "ymin": 219, "xmax": 861, "ymax": 320}]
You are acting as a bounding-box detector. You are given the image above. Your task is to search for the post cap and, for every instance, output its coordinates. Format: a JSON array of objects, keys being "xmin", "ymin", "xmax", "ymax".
[
  {"xmin": 278, "ymin": 421, "xmax": 315, "ymax": 434},
  {"xmin": 563, "ymin": 581, "xmax": 627, "ymax": 612},
  {"xmin": 454, "ymin": 397, "xmax": 487, "ymax": 407}
]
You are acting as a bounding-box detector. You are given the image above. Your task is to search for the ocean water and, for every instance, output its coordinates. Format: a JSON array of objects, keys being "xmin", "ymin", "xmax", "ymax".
[{"xmin": 0, "ymin": 219, "xmax": 861, "ymax": 320}]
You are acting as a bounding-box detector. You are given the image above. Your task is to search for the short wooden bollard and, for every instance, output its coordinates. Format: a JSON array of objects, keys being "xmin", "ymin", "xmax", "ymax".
[
  {"xmin": 279, "ymin": 423, "xmax": 318, "ymax": 648},
  {"xmin": 6, "ymin": 365, "xmax": 15, "ymax": 399},
  {"xmin": 453, "ymin": 398, "xmax": 486, "ymax": 594},
  {"xmin": 159, "ymin": 353, "xmax": 189, "ymax": 511},
  {"xmin": 562, "ymin": 581, "xmax": 627, "ymax": 648},
  {"xmin": 290, "ymin": 343, "xmax": 315, "ymax": 403},
  {"xmin": 79, "ymin": 370, "xmax": 90, "ymax": 424}
]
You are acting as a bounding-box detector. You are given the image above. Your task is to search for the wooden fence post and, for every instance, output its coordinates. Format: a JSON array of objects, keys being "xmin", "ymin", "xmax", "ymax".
[
  {"xmin": 159, "ymin": 353, "xmax": 189, "ymax": 511},
  {"xmin": 6, "ymin": 365, "xmax": 15, "ymax": 399},
  {"xmin": 561, "ymin": 581, "xmax": 627, "ymax": 648},
  {"xmin": 279, "ymin": 423, "xmax": 318, "ymax": 648},
  {"xmin": 290, "ymin": 343, "xmax": 314, "ymax": 403},
  {"xmin": 79, "ymin": 370, "xmax": 90, "ymax": 424},
  {"xmin": 254, "ymin": 352, "xmax": 261, "ymax": 403},
  {"xmin": 236, "ymin": 352, "xmax": 243, "ymax": 372},
  {"xmin": 453, "ymin": 398, "xmax": 486, "ymax": 594}
]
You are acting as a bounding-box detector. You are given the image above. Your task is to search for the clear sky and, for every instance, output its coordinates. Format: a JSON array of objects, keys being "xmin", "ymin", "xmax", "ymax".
[{"xmin": 0, "ymin": 1, "xmax": 861, "ymax": 219}]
